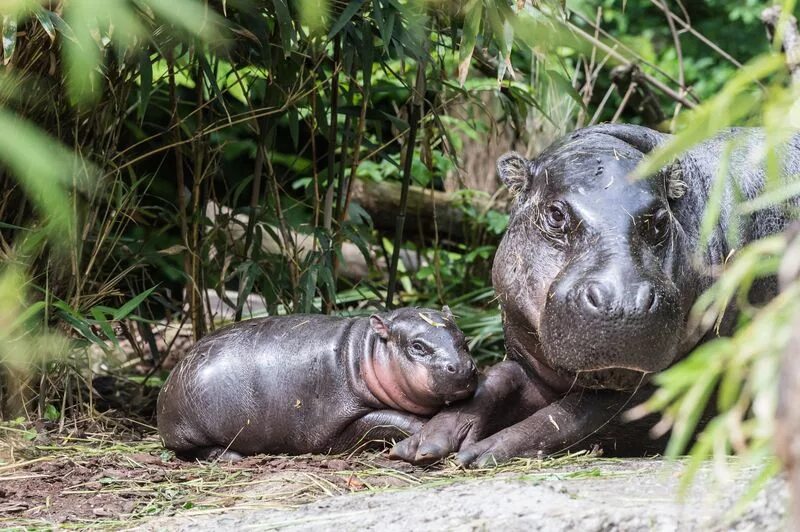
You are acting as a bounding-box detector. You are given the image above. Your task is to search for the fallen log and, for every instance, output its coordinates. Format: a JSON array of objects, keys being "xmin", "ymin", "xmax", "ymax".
[{"xmin": 349, "ymin": 178, "xmax": 508, "ymax": 242}]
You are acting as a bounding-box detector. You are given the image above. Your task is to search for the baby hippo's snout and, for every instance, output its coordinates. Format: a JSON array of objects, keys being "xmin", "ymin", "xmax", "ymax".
[
  {"xmin": 372, "ymin": 307, "xmax": 480, "ymax": 411},
  {"xmin": 431, "ymin": 348, "xmax": 478, "ymax": 403}
]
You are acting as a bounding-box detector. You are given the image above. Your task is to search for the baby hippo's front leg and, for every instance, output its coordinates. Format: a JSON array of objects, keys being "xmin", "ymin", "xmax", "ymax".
[{"xmin": 334, "ymin": 410, "xmax": 427, "ymax": 453}]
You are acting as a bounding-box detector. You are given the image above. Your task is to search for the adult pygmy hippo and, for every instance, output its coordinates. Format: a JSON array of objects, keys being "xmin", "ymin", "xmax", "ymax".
[
  {"xmin": 392, "ymin": 123, "xmax": 800, "ymax": 466},
  {"xmin": 157, "ymin": 307, "xmax": 478, "ymax": 460}
]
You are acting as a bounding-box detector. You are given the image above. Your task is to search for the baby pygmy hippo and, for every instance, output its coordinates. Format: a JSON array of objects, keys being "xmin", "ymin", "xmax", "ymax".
[{"xmin": 157, "ymin": 307, "xmax": 478, "ymax": 460}]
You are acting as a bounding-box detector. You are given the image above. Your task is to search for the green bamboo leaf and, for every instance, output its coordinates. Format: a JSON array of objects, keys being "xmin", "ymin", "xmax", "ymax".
[
  {"xmin": 327, "ymin": 0, "xmax": 365, "ymax": 39},
  {"xmin": 138, "ymin": 49, "xmax": 153, "ymax": 121},
  {"xmin": 198, "ymin": 54, "xmax": 225, "ymax": 107},
  {"xmin": 112, "ymin": 286, "xmax": 157, "ymax": 321},
  {"xmin": 53, "ymin": 301, "xmax": 107, "ymax": 347},
  {"xmin": 10, "ymin": 301, "xmax": 46, "ymax": 331},
  {"xmin": 34, "ymin": 8, "xmax": 56, "ymax": 41},
  {"xmin": 546, "ymin": 69, "xmax": 587, "ymax": 111},
  {"xmin": 140, "ymin": 0, "xmax": 221, "ymax": 40},
  {"xmin": 665, "ymin": 369, "xmax": 720, "ymax": 457},
  {"xmin": 632, "ymin": 55, "xmax": 785, "ymax": 180},
  {"xmin": 0, "ymin": 110, "xmax": 79, "ymax": 235},
  {"xmin": 271, "ymin": 0, "xmax": 294, "ymax": 56},
  {"xmin": 2, "ymin": 14, "xmax": 17, "ymax": 65},
  {"xmin": 90, "ymin": 307, "xmax": 120, "ymax": 350},
  {"xmin": 737, "ymin": 178, "xmax": 800, "ymax": 214},
  {"xmin": 698, "ymin": 141, "xmax": 732, "ymax": 253},
  {"xmin": 46, "ymin": 11, "xmax": 76, "ymax": 42},
  {"xmin": 64, "ymin": 0, "xmax": 102, "ymax": 101},
  {"xmin": 458, "ymin": 0, "xmax": 482, "ymax": 85},
  {"xmin": 288, "ymin": 107, "xmax": 299, "ymax": 149}
]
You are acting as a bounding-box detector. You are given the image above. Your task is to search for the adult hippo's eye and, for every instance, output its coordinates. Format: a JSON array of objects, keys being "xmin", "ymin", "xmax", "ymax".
[
  {"xmin": 649, "ymin": 208, "xmax": 672, "ymax": 244},
  {"xmin": 544, "ymin": 201, "xmax": 569, "ymax": 233}
]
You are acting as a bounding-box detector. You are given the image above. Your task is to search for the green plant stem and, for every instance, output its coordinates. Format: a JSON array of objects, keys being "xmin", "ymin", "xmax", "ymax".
[{"xmin": 386, "ymin": 58, "xmax": 426, "ymax": 309}]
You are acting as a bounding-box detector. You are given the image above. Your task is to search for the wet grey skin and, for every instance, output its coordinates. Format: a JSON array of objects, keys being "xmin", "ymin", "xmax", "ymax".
[
  {"xmin": 157, "ymin": 307, "xmax": 478, "ymax": 461},
  {"xmin": 391, "ymin": 123, "xmax": 800, "ymax": 467}
]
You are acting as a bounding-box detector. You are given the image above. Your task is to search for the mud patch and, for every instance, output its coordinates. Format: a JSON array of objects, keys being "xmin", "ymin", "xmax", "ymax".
[{"xmin": 0, "ymin": 424, "xmax": 473, "ymax": 529}]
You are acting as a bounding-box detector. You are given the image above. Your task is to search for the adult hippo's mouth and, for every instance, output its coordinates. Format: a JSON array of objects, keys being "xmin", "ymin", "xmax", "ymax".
[{"xmin": 573, "ymin": 368, "xmax": 652, "ymax": 391}]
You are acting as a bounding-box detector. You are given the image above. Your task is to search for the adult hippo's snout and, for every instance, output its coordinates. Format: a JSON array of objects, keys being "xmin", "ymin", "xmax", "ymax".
[{"xmin": 540, "ymin": 231, "xmax": 684, "ymax": 388}]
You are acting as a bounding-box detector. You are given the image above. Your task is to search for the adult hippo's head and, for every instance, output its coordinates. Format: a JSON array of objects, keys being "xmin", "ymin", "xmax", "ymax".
[{"xmin": 493, "ymin": 124, "xmax": 699, "ymax": 391}]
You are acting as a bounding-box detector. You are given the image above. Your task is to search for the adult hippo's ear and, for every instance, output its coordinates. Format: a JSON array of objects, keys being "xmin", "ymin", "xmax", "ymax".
[
  {"xmin": 441, "ymin": 305, "xmax": 454, "ymax": 318},
  {"xmin": 496, "ymin": 152, "xmax": 530, "ymax": 197},
  {"xmin": 369, "ymin": 315, "xmax": 391, "ymax": 340},
  {"xmin": 589, "ymin": 123, "xmax": 687, "ymax": 200}
]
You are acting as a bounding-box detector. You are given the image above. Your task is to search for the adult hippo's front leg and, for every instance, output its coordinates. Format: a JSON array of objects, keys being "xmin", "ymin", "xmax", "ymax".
[
  {"xmin": 455, "ymin": 388, "xmax": 658, "ymax": 466},
  {"xmin": 391, "ymin": 367, "xmax": 657, "ymax": 466}
]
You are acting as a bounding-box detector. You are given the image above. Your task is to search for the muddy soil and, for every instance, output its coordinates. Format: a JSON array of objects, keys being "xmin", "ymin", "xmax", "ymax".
[{"xmin": 0, "ymin": 429, "xmax": 789, "ymax": 531}]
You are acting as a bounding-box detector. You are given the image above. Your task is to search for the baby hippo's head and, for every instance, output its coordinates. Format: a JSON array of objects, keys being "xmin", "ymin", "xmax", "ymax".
[{"xmin": 368, "ymin": 306, "xmax": 478, "ymax": 414}]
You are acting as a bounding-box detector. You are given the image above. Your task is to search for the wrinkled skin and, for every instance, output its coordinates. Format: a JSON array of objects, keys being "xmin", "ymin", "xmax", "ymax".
[
  {"xmin": 391, "ymin": 124, "xmax": 800, "ymax": 467},
  {"xmin": 157, "ymin": 307, "xmax": 477, "ymax": 461}
]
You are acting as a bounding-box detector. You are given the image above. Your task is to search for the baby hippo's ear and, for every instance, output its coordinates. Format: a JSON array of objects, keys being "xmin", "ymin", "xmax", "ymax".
[
  {"xmin": 496, "ymin": 152, "xmax": 530, "ymax": 196},
  {"xmin": 369, "ymin": 315, "xmax": 391, "ymax": 340},
  {"xmin": 441, "ymin": 305, "xmax": 454, "ymax": 319}
]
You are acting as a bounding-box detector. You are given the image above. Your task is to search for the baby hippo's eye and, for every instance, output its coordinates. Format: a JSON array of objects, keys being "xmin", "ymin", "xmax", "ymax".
[{"xmin": 410, "ymin": 340, "xmax": 428, "ymax": 355}]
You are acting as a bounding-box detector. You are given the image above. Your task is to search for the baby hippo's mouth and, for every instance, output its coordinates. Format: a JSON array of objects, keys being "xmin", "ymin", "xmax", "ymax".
[
  {"xmin": 442, "ymin": 386, "xmax": 476, "ymax": 405},
  {"xmin": 439, "ymin": 371, "xmax": 479, "ymax": 405}
]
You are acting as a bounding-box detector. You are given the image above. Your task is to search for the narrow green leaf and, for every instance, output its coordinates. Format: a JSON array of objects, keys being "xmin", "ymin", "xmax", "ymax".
[
  {"xmin": 35, "ymin": 8, "xmax": 56, "ymax": 41},
  {"xmin": 271, "ymin": 0, "xmax": 294, "ymax": 56},
  {"xmin": 0, "ymin": 110, "xmax": 78, "ymax": 236},
  {"xmin": 2, "ymin": 14, "xmax": 17, "ymax": 65},
  {"xmin": 458, "ymin": 0, "xmax": 482, "ymax": 85},
  {"xmin": 53, "ymin": 302, "xmax": 107, "ymax": 347},
  {"xmin": 10, "ymin": 301, "xmax": 46, "ymax": 331},
  {"xmin": 90, "ymin": 307, "xmax": 120, "ymax": 350},
  {"xmin": 47, "ymin": 11, "xmax": 77, "ymax": 42},
  {"xmin": 288, "ymin": 107, "xmax": 299, "ymax": 149},
  {"xmin": 141, "ymin": 0, "xmax": 221, "ymax": 40},
  {"xmin": 138, "ymin": 49, "xmax": 153, "ymax": 121},
  {"xmin": 327, "ymin": 0, "xmax": 365, "ymax": 39},
  {"xmin": 737, "ymin": 177, "xmax": 800, "ymax": 214},
  {"xmin": 198, "ymin": 54, "xmax": 225, "ymax": 106},
  {"xmin": 112, "ymin": 286, "xmax": 157, "ymax": 321},
  {"xmin": 546, "ymin": 69, "xmax": 586, "ymax": 111}
]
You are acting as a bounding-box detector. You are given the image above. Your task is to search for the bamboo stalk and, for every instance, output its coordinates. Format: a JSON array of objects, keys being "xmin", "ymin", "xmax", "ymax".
[{"xmin": 386, "ymin": 55, "xmax": 427, "ymax": 309}]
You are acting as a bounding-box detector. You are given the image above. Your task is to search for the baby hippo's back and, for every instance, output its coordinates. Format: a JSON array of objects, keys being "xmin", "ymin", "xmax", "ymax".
[{"xmin": 157, "ymin": 315, "xmax": 366, "ymax": 458}]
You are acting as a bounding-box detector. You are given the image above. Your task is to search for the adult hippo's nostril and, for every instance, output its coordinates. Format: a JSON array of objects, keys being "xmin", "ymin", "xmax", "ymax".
[
  {"xmin": 581, "ymin": 281, "xmax": 612, "ymax": 313},
  {"xmin": 635, "ymin": 283, "xmax": 658, "ymax": 314}
]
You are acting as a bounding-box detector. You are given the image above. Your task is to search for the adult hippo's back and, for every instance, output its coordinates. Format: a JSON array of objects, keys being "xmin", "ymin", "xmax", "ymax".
[{"xmin": 391, "ymin": 123, "xmax": 800, "ymax": 466}]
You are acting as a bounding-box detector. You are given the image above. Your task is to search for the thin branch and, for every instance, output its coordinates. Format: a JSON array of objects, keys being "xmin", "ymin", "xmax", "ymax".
[{"xmin": 762, "ymin": 5, "xmax": 800, "ymax": 86}]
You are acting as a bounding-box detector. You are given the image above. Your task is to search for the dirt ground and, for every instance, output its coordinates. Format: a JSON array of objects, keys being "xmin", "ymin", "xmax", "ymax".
[{"xmin": 0, "ymin": 424, "xmax": 790, "ymax": 531}]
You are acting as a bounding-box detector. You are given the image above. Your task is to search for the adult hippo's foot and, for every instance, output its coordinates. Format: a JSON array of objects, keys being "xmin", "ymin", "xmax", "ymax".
[
  {"xmin": 389, "ymin": 361, "xmax": 552, "ymax": 464},
  {"xmin": 455, "ymin": 389, "xmax": 651, "ymax": 467},
  {"xmin": 392, "ymin": 366, "xmax": 662, "ymax": 467}
]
